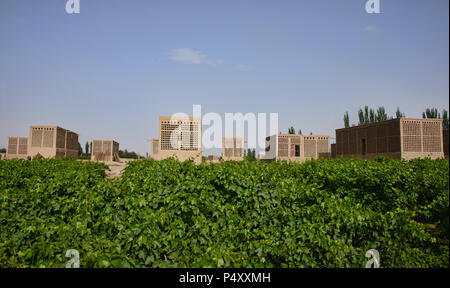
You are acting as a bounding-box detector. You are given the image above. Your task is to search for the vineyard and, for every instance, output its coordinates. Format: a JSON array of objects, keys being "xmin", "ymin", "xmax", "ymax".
[{"xmin": 0, "ymin": 157, "xmax": 448, "ymax": 268}]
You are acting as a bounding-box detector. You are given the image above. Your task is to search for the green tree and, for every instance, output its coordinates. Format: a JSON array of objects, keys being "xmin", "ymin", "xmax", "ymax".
[
  {"xmin": 358, "ymin": 109, "xmax": 365, "ymax": 125},
  {"xmin": 344, "ymin": 111, "xmax": 350, "ymax": 128},
  {"xmin": 85, "ymin": 142, "xmax": 90, "ymax": 155},
  {"xmin": 369, "ymin": 108, "xmax": 376, "ymax": 123},
  {"xmin": 0, "ymin": 148, "xmax": 6, "ymax": 153},
  {"xmin": 288, "ymin": 127, "xmax": 296, "ymax": 134},
  {"xmin": 395, "ymin": 107, "xmax": 405, "ymax": 118},
  {"xmin": 245, "ymin": 148, "xmax": 256, "ymax": 161},
  {"xmin": 118, "ymin": 149, "xmax": 140, "ymax": 159},
  {"xmin": 442, "ymin": 110, "xmax": 449, "ymax": 130},
  {"xmin": 78, "ymin": 142, "xmax": 83, "ymax": 156},
  {"xmin": 364, "ymin": 106, "xmax": 370, "ymax": 124},
  {"xmin": 423, "ymin": 108, "xmax": 440, "ymax": 119},
  {"xmin": 376, "ymin": 106, "xmax": 388, "ymax": 122},
  {"xmin": 298, "ymin": 129, "xmax": 302, "ymax": 134}
]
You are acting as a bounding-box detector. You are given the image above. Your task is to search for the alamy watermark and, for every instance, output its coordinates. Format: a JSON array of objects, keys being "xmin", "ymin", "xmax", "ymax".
[
  {"xmin": 365, "ymin": 0, "xmax": 381, "ymax": 14},
  {"xmin": 66, "ymin": 0, "xmax": 80, "ymax": 14},
  {"xmin": 166, "ymin": 105, "xmax": 278, "ymax": 154},
  {"xmin": 65, "ymin": 249, "xmax": 80, "ymax": 268},
  {"xmin": 65, "ymin": 249, "xmax": 380, "ymax": 268},
  {"xmin": 65, "ymin": 1, "xmax": 380, "ymax": 15},
  {"xmin": 365, "ymin": 249, "xmax": 380, "ymax": 268}
]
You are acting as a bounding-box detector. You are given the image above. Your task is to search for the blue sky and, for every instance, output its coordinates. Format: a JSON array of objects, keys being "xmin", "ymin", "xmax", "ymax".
[{"xmin": 0, "ymin": 0, "xmax": 448, "ymax": 156}]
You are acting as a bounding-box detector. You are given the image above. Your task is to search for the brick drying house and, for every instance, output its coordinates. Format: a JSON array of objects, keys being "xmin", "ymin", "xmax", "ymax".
[
  {"xmin": 222, "ymin": 137, "xmax": 244, "ymax": 161},
  {"xmin": 91, "ymin": 140, "xmax": 120, "ymax": 162},
  {"xmin": 261, "ymin": 134, "xmax": 330, "ymax": 162},
  {"xmin": 151, "ymin": 116, "xmax": 202, "ymax": 164},
  {"xmin": 6, "ymin": 137, "xmax": 28, "ymax": 159},
  {"xmin": 335, "ymin": 118, "xmax": 444, "ymax": 160},
  {"xmin": 28, "ymin": 126, "xmax": 79, "ymax": 159}
]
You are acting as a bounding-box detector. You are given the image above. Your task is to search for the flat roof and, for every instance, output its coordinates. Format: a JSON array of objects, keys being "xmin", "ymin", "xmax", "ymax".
[
  {"xmin": 159, "ymin": 116, "xmax": 201, "ymax": 121},
  {"xmin": 29, "ymin": 125, "xmax": 79, "ymax": 136},
  {"xmin": 335, "ymin": 117, "xmax": 442, "ymax": 132},
  {"xmin": 92, "ymin": 139, "xmax": 119, "ymax": 144}
]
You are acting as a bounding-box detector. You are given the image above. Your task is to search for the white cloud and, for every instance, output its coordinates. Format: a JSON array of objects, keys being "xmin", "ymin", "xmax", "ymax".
[
  {"xmin": 364, "ymin": 25, "xmax": 380, "ymax": 33},
  {"xmin": 236, "ymin": 64, "xmax": 250, "ymax": 71},
  {"xmin": 169, "ymin": 48, "xmax": 206, "ymax": 64},
  {"xmin": 169, "ymin": 48, "xmax": 222, "ymax": 66}
]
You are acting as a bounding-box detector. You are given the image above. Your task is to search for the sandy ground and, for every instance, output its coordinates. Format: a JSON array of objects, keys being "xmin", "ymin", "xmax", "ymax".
[{"xmin": 104, "ymin": 161, "xmax": 128, "ymax": 179}]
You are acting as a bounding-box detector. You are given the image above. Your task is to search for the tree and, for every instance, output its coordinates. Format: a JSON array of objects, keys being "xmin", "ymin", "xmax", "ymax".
[
  {"xmin": 395, "ymin": 107, "xmax": 405, "ymax": 118},
  {"xmin": 344, "ymin": 111, "xmax": 350, "ymax": 128},
  {"xmin": 288, "ymin": 127, "xmax": 296, "ymax": 134},
  {"xmin": 356, "ymin": 106, "xmax": 396, "ymax": 125},
  {"xmin": 245, "ymin": 148, "xmax": 256, "ymax": 161},
  {"xmin": 369, "ymin": 108, "xmax": 375, "ymax": 123},
  {"xmin": 376, "ymin": 106, "xmax": 388, "ymax": 122},
  {"xmin": 364, "ymin": 106, "xmax": 370, "ymax": 124},
  {"xmin": 78, "ymin": 142, "xmax": 83, "ymax": 156},
  {"xmin": 119, "ymin": 149, "xmax": 140, "ymax": 159},
  {"xmin": 423, "ymin": 108, "xmax": 440, "ymax": 119},
  {"xmin": 443, "ymin": 110, "xmax": 449, "ymax": 130},
  {"xmin": 298, "ymin": 129, "xmax": 302, "ymax": 134},
  {"xmin": 85, "ymin": 142, "xmax": 89, "ymax": 155},
  {"xmin": 89, "ymin": 142, "xmax": 92, "ymax": 154},
  {"xmin": 0, "ymin": 148, "xmax": 6, "ymax": 153},
  {"xmin": 358, "ymin": 109, "xmax": 365, "ymax": 125}
]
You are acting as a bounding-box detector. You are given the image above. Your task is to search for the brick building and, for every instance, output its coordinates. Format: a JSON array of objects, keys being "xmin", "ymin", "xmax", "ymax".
[
  {"xmin": 6, "ymin": 137, "xmax": 28, "ymax": 159},
  {"xmin": 222, "ymin": 137, "xmax": 244, "ymax": 161},
  {"xmin": 28, "ymin": 126, "xmax": 79, "ymax": 159},
  {"xmin": 443, "ymin": 129, "xmax": 449, "ymax": 158},
  {"xmin": 335, "ymin": 118, "xmax": 444, "ymax": 160},
  {"xmin": 260, "ymin": 134, "xmax": 330, "ymax": 162},
  {"xmin": 151, "ymin": 116, "xmax": 202, "ymax": 164},
  {"xmin": 331, "ymin": 143, "xmax": 336, "ymax": 159},
  {"xmin": 91, "ymin": 140, "xmax": 119, "ymax": 162}
]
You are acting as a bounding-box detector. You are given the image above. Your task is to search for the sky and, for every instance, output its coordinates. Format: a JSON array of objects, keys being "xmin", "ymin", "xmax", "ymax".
[{"xmin": 0, "ymin": 0, "xmax": 449, "ymax": 156}]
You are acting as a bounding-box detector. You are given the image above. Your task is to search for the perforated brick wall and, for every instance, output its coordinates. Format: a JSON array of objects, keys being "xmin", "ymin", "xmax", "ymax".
[
  {"xmin": 222, "ymin": 138, "xmax": 244, "ymax": 160},
  {"xmin": 6, "ymin": 137, "xmax": 28, "ymax": 159},
  {"xmin": 29, "ymin": 126, "xmax": 78, "ymax": 159},
  {"xmin": 421, "ymin": 121, "xmax": 442, "ymax": 152},
  {"xmin": 91, "ymin": 140, "xmax": 119, "ymax": 162},
  {"xmin": 336, "ymin": 118, "xmax": 443, "ymax": 160},
  {"xmin": 444, "ymin": 130, "xmax": 449, "ymax": 157}
]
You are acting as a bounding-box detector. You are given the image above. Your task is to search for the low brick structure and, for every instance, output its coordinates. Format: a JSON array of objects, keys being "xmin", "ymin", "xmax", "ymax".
[
  {"xmin": 91, "ymin": 140, "xmax": 119, "ymax": 162},
  {"xmin": 203, "ymin": 155, "xmax": 221, "ymax": 163},
  {"xmin": 150, "ymin": 138, "xmax": 159, "ymax": 159},
  {"xmin": 6, "ymin": 137, "xmax": 28, "ymax": 159},
  {"xmin": 222, "ymin": 137, "xmax": 244, "ymax": 161},
  {"xmin": 28, "ymin": 126, "xmax": 79, "ymax": 159},
  {"xmin": 261, "ymin": 134, "xmax": 330, "ymax": 162},
  {"xmin": 335, "ymin": 118, "xmax": 444, "ymax": 160}
]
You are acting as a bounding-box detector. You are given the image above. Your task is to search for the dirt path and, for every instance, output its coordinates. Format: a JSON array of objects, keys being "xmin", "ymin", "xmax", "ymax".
[{"xmin": 105, "ymin": 161, "xmax": 128, "ymax": 179}]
